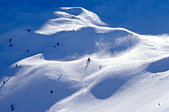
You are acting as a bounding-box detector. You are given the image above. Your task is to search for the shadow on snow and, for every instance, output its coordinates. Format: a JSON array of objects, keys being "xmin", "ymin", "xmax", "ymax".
[
  {"xmin": 91, "ymin": 77, "xmax": 127, "ymax": 99},
  {"xmin": 146, "ymin": 57, "xmax": 169, "ymax": 73}
]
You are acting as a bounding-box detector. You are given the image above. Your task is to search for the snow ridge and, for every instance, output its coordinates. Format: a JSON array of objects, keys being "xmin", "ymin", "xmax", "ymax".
[
  {"xmin": 35, "ymin": 7, "xmax": 106, "ymax": 35},
  {"xmin": 36, "ymin": 7, "xmax": 139, "ymax": 36}
]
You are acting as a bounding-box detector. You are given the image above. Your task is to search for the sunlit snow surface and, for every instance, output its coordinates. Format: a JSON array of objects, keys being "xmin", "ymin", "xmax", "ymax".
[{"xmin": 1, "ymin": 7, "xmax": 169, "ymax": 112}]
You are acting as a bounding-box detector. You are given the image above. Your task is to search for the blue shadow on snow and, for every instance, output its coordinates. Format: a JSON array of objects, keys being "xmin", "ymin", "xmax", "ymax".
[
  {"xmin": 146, "ymin": 57, "xmax": 169, "ymax": 73},
  {"xmin": 91, "ymin": 78, "xmax": 126, "ymax": 99}
]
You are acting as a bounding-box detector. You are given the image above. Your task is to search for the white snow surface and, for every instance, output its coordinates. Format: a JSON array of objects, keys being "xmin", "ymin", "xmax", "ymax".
[{"xmin": 0, "ymin": 7, "xmax": 169, "ymax": 112}]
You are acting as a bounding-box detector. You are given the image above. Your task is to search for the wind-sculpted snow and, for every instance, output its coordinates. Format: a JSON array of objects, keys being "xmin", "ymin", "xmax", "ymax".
[
  {"xmin": 35, "ymin": 7, "xmax": 139, "ymax": 36},
  {"xmin": 35, "ymin": 7, "xmax": 107, "ymax": 35},
  {"xmin": 0, "ymin": 7, "xmax": 140, "ymax": 78},
  {"xmin": 1, "ymin": 7, "xmax": 169, "ymax": 112},
  {"xmin": 34, "ymin": 7, "xmax": 141, "ymax": 60}
]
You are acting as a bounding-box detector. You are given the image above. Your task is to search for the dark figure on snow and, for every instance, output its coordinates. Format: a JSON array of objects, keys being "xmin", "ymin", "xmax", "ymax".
[
  {"xmin": 26, "ymin": 49, "xmax": 29, "ymax": 52},
  {"xmin": 50, "ymin": 90, "xmax": 53, "ymax": 93},
  {"xmin": 87, "ymin": 58, "xmax": 90, "ymax": 62},
  {"xmin": 85, "ymin": 58, "xmax": 91, "ymax": 70},
  {"xmin": 99, "ymin": 65, "xmax": 102, "ymax": 70},
  {"xmin": 57, "ymin": 42, "xmax": 59, "ymax": 46},
  {"xmin": 111, "ymin": 49, "xmax": 113, "ymax": 53},
  {"xmin": 27, "ymin": 29, "xmax": 31, "ymax": 32},
  {"xmin": 9, "ymin": 44, "xmax": 12, "ymax": 47},
  {"xmin": 53, "ymin": 45, "xmax": 56, "ymax": 48},
  {"xmin": 11, "ymin": 104, "xmax": 14, "ymax": 111},
  {"xmin": 15, "ymin": 64, "xmax": 18, "ymax": 67},
  {"xmin": 9, "ymin": 38, "xmax": 12, "ymax": 43},
  {"xmin": 3, "ymin": 81, "xmax": 5, "ymax": 84}
]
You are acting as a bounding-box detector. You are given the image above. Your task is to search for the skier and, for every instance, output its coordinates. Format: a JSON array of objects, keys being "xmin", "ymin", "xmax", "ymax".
[
  {"xmin": 99, "ymin": 65, "xmax": 102, "ymax": 70},
  {"xmin": 11, "ymin": 104, "xmax": 14, "ymax": 111},
  {"xmin": 15, "ymin": 64, "xmax": 18, "ymax": 67},
  {"xmin": 85, "ymin": 57, "xmax": 91, "ymax": 70},
  {"xmin": 27, "ymin": 29, "xmax": 31, "ymax": 32},
  {"xmin": 50, "ymin": 90, "xmax": 53, "ymax": 93},
  {"xmin": 9, "ymin": 44, "xmax": 12, "ymax": 47},
  {"xmin": 26, "ymin": 49, "xmax": 29, "ymax": 52},
  {"xmin": 3, "ymin": 81, "xmax": 5, "ymax": 84},
  {"xmin": 57, "ymin": 42, "xmax": 59, "ymax": 46},
  {"xmin": 87, "ymin": 58, "xmax": 90, "ymax": 62}
]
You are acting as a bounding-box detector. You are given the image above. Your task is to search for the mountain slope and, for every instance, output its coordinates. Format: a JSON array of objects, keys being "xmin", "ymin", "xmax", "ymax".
[{"xmin": 0, "ymin": 7, "xmax": 169, "ymax": 112}]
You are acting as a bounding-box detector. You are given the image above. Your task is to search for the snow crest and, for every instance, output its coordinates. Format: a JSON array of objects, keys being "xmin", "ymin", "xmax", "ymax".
[{"xmin": 35, "ymin": 7, "xmax": 106, "ymax": 35}]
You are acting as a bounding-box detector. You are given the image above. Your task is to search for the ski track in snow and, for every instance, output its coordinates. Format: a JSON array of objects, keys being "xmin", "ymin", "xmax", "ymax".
[{"xmin": 1, "ymin": 7, "xmax": 169, "ymax": 112}]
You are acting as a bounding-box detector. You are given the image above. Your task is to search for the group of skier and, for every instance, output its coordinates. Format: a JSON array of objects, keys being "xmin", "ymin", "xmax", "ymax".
[{"xmin": 4, "ymin": 27, "xmax": 104, "ymax": 111}]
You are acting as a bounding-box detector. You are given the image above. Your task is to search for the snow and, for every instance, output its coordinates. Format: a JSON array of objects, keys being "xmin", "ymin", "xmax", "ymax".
[
  {"xmin": 35, "ymin": 7, "xmax": 107, "ymax": 35},
  {"xmin": 0, "ymin": 5, "xmax": 169, "ymax": 112}
]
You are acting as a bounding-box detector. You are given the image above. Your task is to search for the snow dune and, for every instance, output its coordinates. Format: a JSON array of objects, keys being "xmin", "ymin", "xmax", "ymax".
[{"xmin": 0, "ymin": 7, "xmax": 169, "ymax": 112}]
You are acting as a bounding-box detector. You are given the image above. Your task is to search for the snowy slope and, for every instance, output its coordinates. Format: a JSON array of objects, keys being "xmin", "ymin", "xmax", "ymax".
[{"xmin": 0, "ymin": 6, "xmax": 169, "ymax": 112}]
